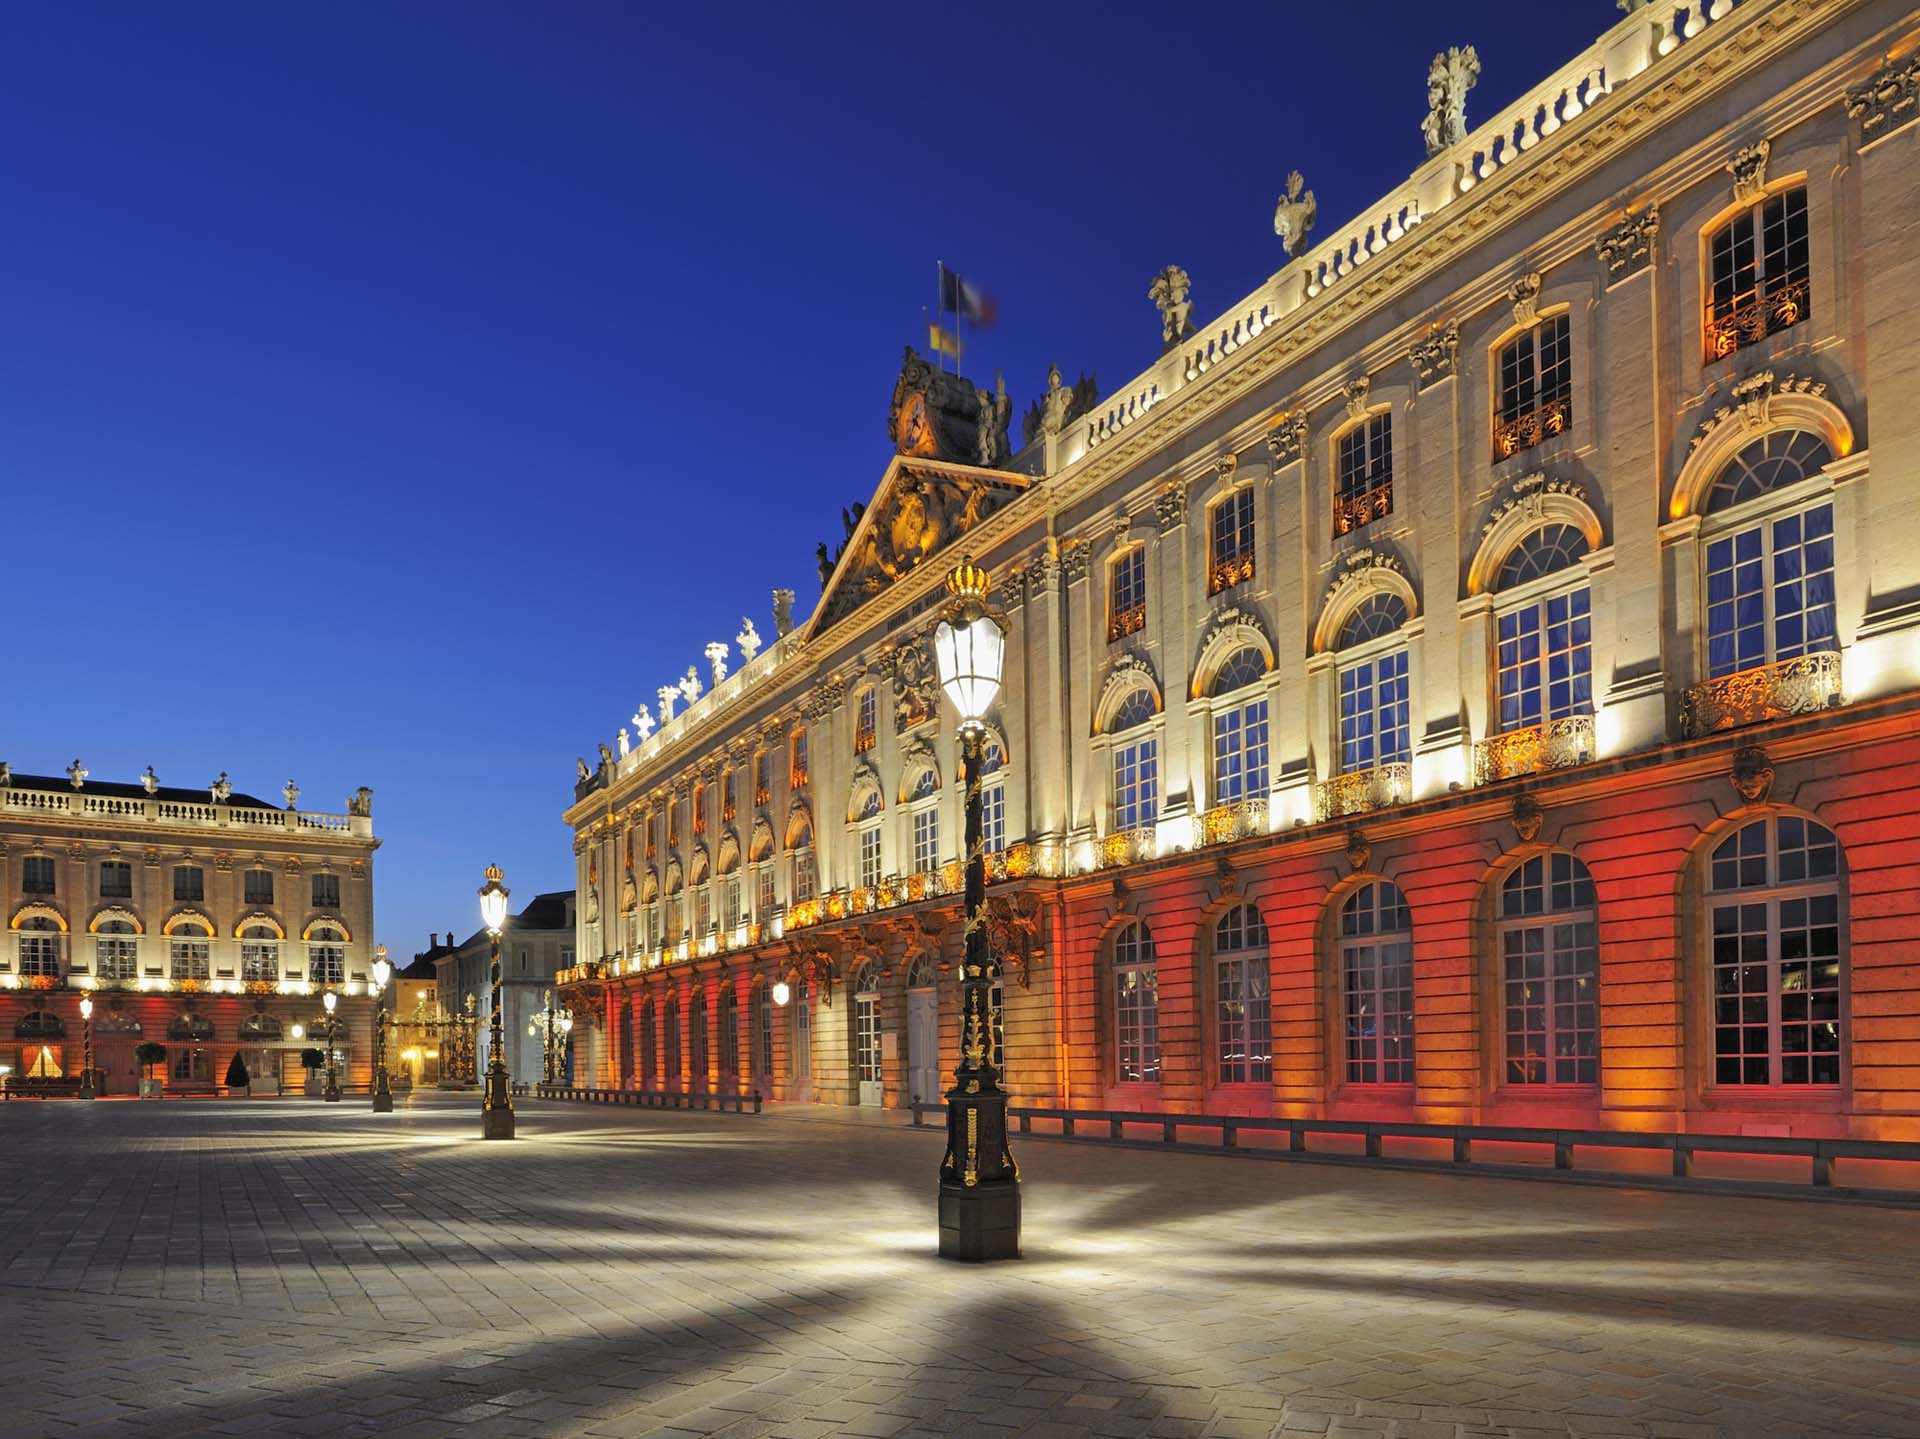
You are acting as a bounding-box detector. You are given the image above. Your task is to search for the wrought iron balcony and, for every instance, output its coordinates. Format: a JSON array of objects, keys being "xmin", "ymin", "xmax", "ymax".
[
  {"xmin": 1704, "ymin": 276, "xmax": 1811, "ymax": 362},
  {"xmin": 1207, "ymin": 551, "xmax": 1255, "ymax": 596},
  {"xmin": 1201, "ymin": 798, "xmax": 1268, "ymax": 846},
  {"xmin": 1100, "ymin": 826, "xmax": 1156, "ymax": 868},
  {"xmin": 1680, "ymin": 652, "xmax": 1842, "ymax": 739},
  {"xmin": 1474, "ymin": 714, "xmax": 1595, "ymax": 785},
  {"xmin": 1107, "ymin": 601, "xmax": 1146, "ymax": 643},
  {"xmin": 1315, "ymin": 762, "xmax": 1412, "ymax": 821},
  {"xmin": 1332, "ymin": 480, "xmax": 1393, "ymax": 537},
  {"xmin": 1492, "ymin": 395, "xmax": 1571, "ymax": 460}
]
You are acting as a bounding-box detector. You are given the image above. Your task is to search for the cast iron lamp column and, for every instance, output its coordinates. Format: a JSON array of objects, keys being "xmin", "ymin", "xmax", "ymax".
[
  {"xmin": 370, "ymin": 945, "xmax": 394, "ymax": 1112},
  {"xmin": 321, "ymin": 989, "xmax": 342, "ymax": 1101},
  {"xmin": 78, "ymin": 995, "xmax": 96, "ymax": 1100},
  {"xmin": 478, "ymin": 865, "xmax": 515, "ymax": 1139},
  {"xmin": 930, "ymin": 556, "xmax": 1019, "ymax": 1261}
]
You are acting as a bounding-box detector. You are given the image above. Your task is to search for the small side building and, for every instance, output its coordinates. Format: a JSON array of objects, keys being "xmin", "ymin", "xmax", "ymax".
[{"xmin": 433, "ymin": 892, "xmax": 575, "ymax": 1085}]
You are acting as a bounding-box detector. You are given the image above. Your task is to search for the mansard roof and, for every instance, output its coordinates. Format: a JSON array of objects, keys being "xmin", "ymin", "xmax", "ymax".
[{"xmin": 2, "ymin": 770, "xmax": 278, "ymax": 810}]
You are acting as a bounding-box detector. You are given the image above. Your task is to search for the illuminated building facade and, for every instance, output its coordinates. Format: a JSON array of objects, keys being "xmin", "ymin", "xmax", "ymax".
[
  {"xmin": 1, "ymin": 766, "xmax": 380, "ymax": 1094},
  {"xmin": 561, "ymin": 0, "xmax": 1920, "ymax": 1144}
]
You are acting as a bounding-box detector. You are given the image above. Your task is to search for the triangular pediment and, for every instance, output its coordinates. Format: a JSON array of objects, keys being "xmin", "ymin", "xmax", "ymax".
[{"xmin": 807, "ymin": 456, "xmax": 1031, "ymax": 639}]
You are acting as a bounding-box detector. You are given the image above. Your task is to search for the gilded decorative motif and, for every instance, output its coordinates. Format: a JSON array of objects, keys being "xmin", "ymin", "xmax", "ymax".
[
  {"xmin": 1332, "ymin": 480, "xmax": 1394, "ymax": 537},
  {"xmin": 1492, "ymin": 396, "xmax": 1571, "ymax": 459},
  {"xmin": 1314, "ymin": 763, "xmax": 1412, "ymax": 821},
  {"xmin": 1704, "ymin": 279, "xmax": 1811, "ymax": 363},
  {"xmin": 1473, "ymin": 715, "xmax": 1595, "ymax": 784},
  {"xmin": 1207, "ymin": 552, "xmax": 1256, "ymax": 595},
  {"xmin": 1107, "ymin": 601, "xmax": 1146, "ymax": 643}
]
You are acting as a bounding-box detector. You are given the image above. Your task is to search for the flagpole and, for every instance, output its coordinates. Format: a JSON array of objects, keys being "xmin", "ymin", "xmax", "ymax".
[{"xmin": 936, "ymin": 260, "xmax": 945, "ymax": 373}]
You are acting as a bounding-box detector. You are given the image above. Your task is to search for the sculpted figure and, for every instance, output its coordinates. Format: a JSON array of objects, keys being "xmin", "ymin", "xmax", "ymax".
[
  {"xmin": 1423, "ymin": 46, "xmax": 1481, "ymax": 156},
  {"xmin": 1147, "ymin": 265, "xmax": 1193, "ymax": 349},
  {"xmin": 1272, "ymin": 170, "xmax": 1317, "ymax": 257}
]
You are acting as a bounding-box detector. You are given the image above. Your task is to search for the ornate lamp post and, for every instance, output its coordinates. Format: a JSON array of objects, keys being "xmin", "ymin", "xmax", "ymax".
[
  {"xmin": 370, "ymin": 944, "xmax": 394, "ymax": 1112},
  {"xmin": 78, "ymin": 995, "xmax": 96, "ymax": 1100},
  {"xmin": 528, "ymin": 990, "xmax": 575, "ymax": 1085},
  {"xmin": 478, "ymin": 864, "xmax": 515, "ymax": 1139},
  {"xmin": 930, "ymin": 556, "xmax": 1018, "ymax": 1261},
  {"xmin": 321, "ymin": 989, "xmax": 342, "ymax": 1101}
]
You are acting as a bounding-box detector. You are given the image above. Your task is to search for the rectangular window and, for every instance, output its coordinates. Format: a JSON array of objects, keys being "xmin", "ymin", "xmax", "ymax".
[
  {"xmin": 23, "ymin": 856, "xmax": 56, "ymax": 895},
  {"xmin": 1216, "ymin": 956, "xmax": 1272, "ymax": 1085},
  {"xmin": 693, "ymin": 785, "xmax": 707, "ymax": 835},
  {"xmin": 244, "ymin": 869, "xmax": 274, "ymax": 906},
  {"xmin": 1705, "ymin": 503, "xmax": 1835, "ymax": 679},
  {"xmin": 981, "ymin": 782, "xmax": 1005, "ymax": 854},
  {"xmin": 722, "ymin": 877, "xmax": 741, "ymax": 931},
  {"xmin": 1339, "ymin": 651, "xmax": 1411, "ymax": 772},
  {"xmin": 95, "ymin": 935, "xmax": 138, "ymax": 981},
  {"xmin": 311, "ymin": 873, "xmax": 341, "ymax": 909},
  {"xmin": 1494, "ymin": 316, "xmax": 1572, "ymax": 459},
  {"xmin": 859, "ymin": 826, "xmax": 883, "ymax": 888},
  {"xmin": 241, "ymin": 939, "xmax": 279, "ymax": 983},
  {"xmin": 1208, "ymin": 488, "xmax": 1256, "ymax": 594},
  {"xmin": 1335, "ymin": 414, "xmax": 1394, "ymax": 535},
  {"xmin": 1113, "ymin": 739, "xmax": 1159, "ymax": 832},
  {"xmin": 310, "ymin": 945, "xmax": 345, "ymax": 986},
  {"xmin": 755, "ymin": 753, "xmax": 771, "ymax": 807},
  {"xmin": 170, "ymin": 939, "xmax": 210, "ymax": 982},
  {"xmin": 99, "ymin": 861, "xmax": 132, "ymax": 900},
  {"xmin": 1501, "ymin": 919, "xmax": 1599, "ymax": 1084},
  {"xmin": 792, "ymin": 849, "xmax": 816, "ymax": 902},
  {"xmin": 1707, "ymin": 186, "xmax": 1810, "ymax": 361},
  {"xmin": 912, "ymin": 807, "xmax": 939, "ymax": 873},
  {"xmin": 1211, "ymin": 700, "xmax": 1269, "ymax": 804},
  {"xmin": 1497, "ymin": 587, "xmax": 1591, "ymax": 731},
  {"xmin": 1116, "ymin": 967, "xmax": 1159, "ymax": 1082},
  {"xmin": 173, "ymin": 866, "xmax": 204, "ymax": 902},
  {"xmin": 854, "ymin": 691, "xmax": 878, "ymax": 754},
  {"xmin": 20, "ymin": 930, "xmax": 62, "ymax": 977},
  {"xmin": 695, "ymin": 886, "xmax": 711, "ymax": 935},
  {"xmin": 722, "ymin": 773, "xmax": 736, "ymax": 823},
  {"xmin": 790, "ymin": 730, "xmax": 810, "ymax": 789},
  {"xmin": 756, "ymin": 864, "xmax": 775, "ymax": 914},
  {"xmin": 1108, "ymin": 547, "xmax": 1147, "ymax": 641}
]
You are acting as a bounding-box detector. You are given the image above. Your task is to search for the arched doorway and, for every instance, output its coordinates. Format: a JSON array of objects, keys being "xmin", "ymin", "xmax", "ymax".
[
  {"xmin": 853, "ymin": 963, "xmax": 882, "ymax": 1107},
  {"xmin": 905, "ymin": 954, "xmax": 940, "ymax": 1106}
]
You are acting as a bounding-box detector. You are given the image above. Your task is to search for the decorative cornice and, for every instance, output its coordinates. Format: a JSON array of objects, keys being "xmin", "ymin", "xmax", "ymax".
[
  {"xmin": 1480, "ymin": 472, "xmax": 1591, "ymax": 538},
  {"xmin": 1408, "ymin": 323, "xmax": 1460, "ymax": 388},
  {"xmin": 1595, "ymin": 206, "xmax": 1658, "ymax": 284},
  {"xmin": 1322, "ymin": 545, "xmax": 1408, "ymax": 607},
  {"xmin": 1845, "ymin": 52, "xmax": 1920, "ymax": 147},
  {"xmin": 1061, "ymin": 539, "xmax": 1093, "ymax": 583}
]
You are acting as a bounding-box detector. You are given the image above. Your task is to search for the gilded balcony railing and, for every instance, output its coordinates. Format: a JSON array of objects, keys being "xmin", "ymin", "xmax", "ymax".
[
  {"xmin": 1201, "ymin": 798, "xmax": 1268, "ymax": 846},
  {"xmin": 1100, "ymin": 827, "xmax": 1156, "ymax": 868},
  {"xmin": 1680, "ymin": 652, "xmax": 1842, "ymax": 738},
  {"xmin": 1207, "ymin": 551, "xmax": 1255, "ymax": 596},
  {"xmin": 987, "ymin": 842, "xmax": 1041, "ymax": 881},
  {"xmin": 1107, "ymin": 601, "xmax": 1146, "ymax": 643},
  {"xmin": 1332, "ymin": 480, "xmax": 1393, "ymax": 537},
  {"xmin": 1492, "ymin": 395, "xmax": 1571, "ymax": 460},
  {"xmin": 1474, "ymin": 714, "xmax": 1595, "ymax": 785},
  {"xmin": 1315, "ymin": 762, "xmax": 1413, "ymax": 821},
  {"xmin": 1704, "ymin": 276, "xmax": 1811, "ymax": 362}
]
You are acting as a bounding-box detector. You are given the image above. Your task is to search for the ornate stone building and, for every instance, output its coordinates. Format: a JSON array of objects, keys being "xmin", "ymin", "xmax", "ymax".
[
  {"xmin": 560, "ymin": 0, "xmax": 1920, "ymax": 1144},
  {"xmin": 1, "ymin": 765, "xmax": 380, "ymax": 1094},
  {"xmin": 429, "ymin": 892, "xmax": 576, "ymax": 1086}
]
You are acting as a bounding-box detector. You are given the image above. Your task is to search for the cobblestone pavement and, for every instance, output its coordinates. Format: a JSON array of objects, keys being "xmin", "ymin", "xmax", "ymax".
[{"xmin": 1, "ymin": 1096, "xmax": 1917, "ymax": 1439}]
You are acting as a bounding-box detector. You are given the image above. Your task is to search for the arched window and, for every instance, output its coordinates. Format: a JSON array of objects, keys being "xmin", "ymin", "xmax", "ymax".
[
  {"xmin": 1703, "ymin": 432, "xmax": 1836, "ymax": 682},
  {"xmin": 1495, "ymin": 524, "xmax": 1593, "ymax": 734},
  {"xmin": 1214, "ymin": 904, "xmax": 1271, "ymax": 1085},
  {"xmin": 906, "ymin": 954, "xmax": 938, "ymax": 989},
  {"xmin": 906, "ymin": 765, "xmax": 939, "ymax": 801},
  {"xmin": 1340, "ymin": 882, "xmax": 1414, "ymax": 1085},
  {"xmin": 240, "ymin": 924, "xmax": 280, "ymax": 983},
  {"xmin": 618, "ymin": 1003, "xmax": 636, "ymax": 1087},
  {"xmin": 1211, "ymin": 647, "xmax": 1270, "ymax": 807},
  {"xmin": 15, "ymin": 1010, "xmax": 64, "ymax": 1039},
  {"xmin": 1498, "ymin": 853, "xmax": 1599, "ymax": 1085},
  {"xmin": 1337, "ymin": 594, "xmax": 1411, "ymax": 775},
  {"xmin": 1334, "ymin": 412, "xmax": 1394, "ymax": 535},
  {"xmin": 751, "ymin": 983, "xmax": 773, "ymax": 1081},
  {"xmin": 18, "ymin": 917, "xmax": 63, "ymax": 978},
  {"xmin": 168, "ymin": 1012, "xmax": 215, "ymax": 1042},
  {"xmin": 94, "ymin": 918, "xmax": 139, "ymax": 982},
  {"xmin": 1705, "ymin": 184, "xmax": 1809, "ymax": 361},
  {"xmin": 719, "ymin": 986, "xmax": 740, "ymax": 1088},
  {"xmin": 1708, "ymin": 815, "xmax": 1843, "ymax": 1086},
  {"xmin": 790, "ymin": 978, "xmax": 813, "ymax": 1085},
  {"xmin": 169, "ymin": 920, "xmax": 211, "ymax": 981},
  {"xmin": 239, "ymin": 1014, "xmax": 283, "ymax": 1041},
  {"xmin": 639, "ymin": 1000, "xmax": 657, "ymax": 1088},
  {"xmin": 1208, "ymin": 486, "xmax": 1256, "ymax": 593},
  {"xmin": 307, "ymin": 924, "xmax": 346, "ymax": 987},
  {"xmin": 1110, "ymin": 689, "xmax": 1159, "ymax": 833},
  {"xmin": 1493, "ymin": 314, "xmax": 1572, "ymax": 459},
  {"xmin": 853, "ymin": 963, "xmax": 881, "ymax": 1094},
  {"xmin": 689, "ymin": 989, "xmax": 709, "ymax": 1091},
  {"xmin": 663, "ymin": 997, "xmax": 681, "ymax": 1089},
  {"xmin": 1113, "ymin": 921, "xmax": 1159, "ymax": 1082},
  {"xmin": 906, "ymin": 762, "xmax": 940, "ymax": 874}
]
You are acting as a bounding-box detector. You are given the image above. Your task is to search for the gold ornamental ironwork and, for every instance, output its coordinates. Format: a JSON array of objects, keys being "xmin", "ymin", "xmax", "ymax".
[
  {"xmin": 1315, "ymin": 762, "xmax": 1413, "ymax": 821},
  {"xmin": 1680, "ymin": 652, "xmax": 1842, "ymax": 738},
  {"xmin": 1474, "ymin": 714, "xmax": 1595, "ymax": 785}
]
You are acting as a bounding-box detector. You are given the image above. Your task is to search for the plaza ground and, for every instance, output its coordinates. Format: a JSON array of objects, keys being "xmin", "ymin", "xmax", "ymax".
[{"xmin": 1, "ymin": 1096, "xmax": 1917, "ymax": 1438}]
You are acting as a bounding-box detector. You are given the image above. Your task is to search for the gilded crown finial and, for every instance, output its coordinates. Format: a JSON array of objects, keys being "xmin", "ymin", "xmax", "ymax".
[
  {"xmin": 483, "ymin": 863, "xmax": 504, "ymax": 884},
  {"xmin": 946, "ymin": 555, "xmax": 991, "ymax": 603}
]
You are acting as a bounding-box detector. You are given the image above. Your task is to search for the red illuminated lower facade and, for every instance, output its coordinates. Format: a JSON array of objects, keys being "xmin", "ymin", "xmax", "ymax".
[{"xmin": 562, "ymin": 696, "xmax": 1920, "ymax": 1144}]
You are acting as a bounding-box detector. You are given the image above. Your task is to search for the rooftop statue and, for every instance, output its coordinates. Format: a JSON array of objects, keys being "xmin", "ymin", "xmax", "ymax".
[
  {"xmin": 1273, "ymin": 171, "xmax": 1317, "ymax": 258},
  {"xmin": 1148, "ymin": 265, "xmax": 1193, "ymax": 351},
  {"xmin": 1423, "ymin": 46, "xmax": 1481, "ymax": 157}
]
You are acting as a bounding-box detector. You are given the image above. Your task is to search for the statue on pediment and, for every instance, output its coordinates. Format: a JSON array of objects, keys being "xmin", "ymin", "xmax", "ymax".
[{"xmin": 886, "ymin": 346, "xmax": 1009, "ymax": 467}]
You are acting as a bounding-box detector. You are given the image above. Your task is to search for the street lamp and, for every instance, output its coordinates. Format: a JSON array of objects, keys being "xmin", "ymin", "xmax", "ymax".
[
  {"xmin": 478, "ymin": 864, "xmax": 514, "ymax": 1139},
  {"xmin": 321, "ymin": 989, "xmax": 341, "ymax": 1101},
  {"xmin": 78, "ymin": 995, "xmax": 96, "ymax": 1100},
  {"xmin": 370, "ymin": 944, "xmax": 394, "ymax": 1113},
  {"xmin": 929, "ymin": 555, "xmax": 1018, "ymax": 1261},
  {"xmin": 527, "ymin": 989, "xmax": 574, "ymax": 1086}
]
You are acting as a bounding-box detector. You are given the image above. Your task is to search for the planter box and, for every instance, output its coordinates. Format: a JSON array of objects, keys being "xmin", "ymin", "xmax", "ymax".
[{"xmin": 138, "ymin": 1078, "xmax": 163, "ymax": 1098}]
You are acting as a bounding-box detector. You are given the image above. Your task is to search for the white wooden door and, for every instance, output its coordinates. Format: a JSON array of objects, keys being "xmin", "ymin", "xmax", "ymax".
[
  {"xmin": 907, "ymin": 987, "xmax": 939, "ymax": 1106},
  {"xmin": 855, "ymin": 992, "xmax": 882, "ymax": 1107}
]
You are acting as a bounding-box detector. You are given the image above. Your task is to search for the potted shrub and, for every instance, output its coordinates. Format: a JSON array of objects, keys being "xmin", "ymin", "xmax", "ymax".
[
  {"xmin": 224, "ymin": 1051, "xmax": 251, "ymax": 1097},
  {"xmin": 134, "ymin": 1041, "xmax": 167, "ymax": 1098},
  {"xmin": 300, "ymin": 1048, "xmax": 324, "ymax": 1097}
]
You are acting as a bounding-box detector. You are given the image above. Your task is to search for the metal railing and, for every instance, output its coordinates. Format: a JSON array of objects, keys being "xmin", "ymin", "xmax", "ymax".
[
  {"xmin": 1315, "ymin": 762, "xmax": 1412, "ymax": 821},
  {"xmin": 536, "ymin": 1084, "xmax": 762, "ymax": 1114},
  {"xmin": 908, "ymin": 1102, "xmax": 1920, "ymax": 1196},
  {"xmin": 1680, "ymin": 651, "xmax": 1842, "ymax": 738},
  {"xmin": 1474, "ymin": 714, "xmax": 1594, "ymax": 784}
]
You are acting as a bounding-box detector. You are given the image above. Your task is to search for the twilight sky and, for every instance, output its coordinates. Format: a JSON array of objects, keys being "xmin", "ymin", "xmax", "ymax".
[{"xmin": 2, "ymin": 1, "xmax": 1604, "ymax": 956}]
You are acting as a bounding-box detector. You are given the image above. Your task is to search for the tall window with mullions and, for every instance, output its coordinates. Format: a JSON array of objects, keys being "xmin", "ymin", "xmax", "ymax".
[
  {"xmin": 1706, "ymin": 186, "xmax": 1810, "ymax": 361},
  {"xmin": 1494, "ymin": 525, "xmax": 1592, "ymax": 731},
  {"xmin": 1112, "ymin": 920, "xmax": 1160, "ymax": 1083},
  {"xmin": 1702, "ymin": 431, "xmax": 1836, "ymax": 680},
  {"xmin": 1209, "ymin": 647, "xmax": 1269, "ymax": 805}
]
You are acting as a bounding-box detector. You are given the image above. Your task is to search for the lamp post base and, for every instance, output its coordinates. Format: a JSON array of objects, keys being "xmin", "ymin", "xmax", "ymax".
[
  {"xmin": 938, "ymin": 1179, "xmax": 1020, "ymax": 1262},
  {"xmin": 323, "ymin": 1085, "xmax": 341, "ymax": 1103},
  {"xmin": 371, "ymin": 1090, "xmax": 394, "ymax": 1113},
  {"xmin": 481, "ymin": 1106, "xmax": 516, "ymax": 1140},
  {"xmin": 78, "ymin": 1077, "xmax": 96, "ymax": 1101},
  {"xmin": 481, "ymin": 1062, "xmax": 515, "ymax": 1140}
]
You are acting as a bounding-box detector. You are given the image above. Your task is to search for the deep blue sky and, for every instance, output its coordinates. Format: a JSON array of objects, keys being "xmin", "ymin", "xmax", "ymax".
[{"xmin": 3, "ymin": 2, "xmax": 1604, "ymax": 956}]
